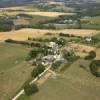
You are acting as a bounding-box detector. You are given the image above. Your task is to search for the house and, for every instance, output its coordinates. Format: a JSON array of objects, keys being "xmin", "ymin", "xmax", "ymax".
[
  {"xmin": 42, "ymin": 55, "xmax": 55, "ymax": 62},
  {"xmin": 42, "ymin": 61, "xmax": 49, "ymax": 66},
  {"xmin": 85, "ymin": 37, "xmax": 92, "ymax": 42},
  {"xmin": 55, "ymin": 54, "xmax": 65, "ymax": 63},
  {"xmin": 16, "ymin": 16, "xmax": 20, "ymax": 19},
  {"xmin": 42, "ymin": 54, "xmax": 65, "ymax": 63},
  {"xmin": 36, "ymin": 59, "xmax": 49, "ymax": 66},
  {"xmin": 48, "ymin": 42, "xmax": 57, "ymax": 48},
  {"xmin": 64, "ymin": 46, "xmax": 72, "ymax": 52}
]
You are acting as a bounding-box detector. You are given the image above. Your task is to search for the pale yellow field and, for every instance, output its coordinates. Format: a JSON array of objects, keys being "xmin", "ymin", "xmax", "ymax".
[
  {"xmin": 69, "ymin": 43, "xmax": 96, "ymax": 58},
  {"xmin": 0, "ymin": 6, "xmax": 34, "ymax": 12},
  {"xmin": 0, "ymin": 6, "xmax": 75, "ymax": 17},
  {"xmin": 0, "ymin": 28, "xmax": 99, "ymax": 41},
  {"xmin": 96, "ymin": 48, "xmax": 100, "ymax": 60},
  {"xmin": 0, "ymin": 11, "xmax": 73, "ymax": 17}
]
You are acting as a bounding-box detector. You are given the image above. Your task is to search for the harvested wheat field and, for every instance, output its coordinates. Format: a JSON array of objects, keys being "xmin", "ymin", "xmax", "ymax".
[
  {"xmin": 0, "ymin": 28, "xmax": 99, "ymax": 41},
  {"xmin": 2, "ymin": 11, "xmax": 72, "ymax": 17},
  {"xmin": 0, "ymin": 7, "xmax": 31, "ymax": 11},
  {"xmin": 0, "ymin": 29, "xmax": 48, "ymax": 41},
  {"xmin": 69, "ymin": 43, "xmax": 96, "ymax": 58},
  {"xmin": 0, "ymin": 29, "xmax": 99, "ymax": 41},
  {"xmin": 96, "ymin": 48, "xmax": 100, "ymax": 60}
]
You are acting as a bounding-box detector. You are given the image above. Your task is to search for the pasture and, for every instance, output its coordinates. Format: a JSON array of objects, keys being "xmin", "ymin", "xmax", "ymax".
[
  {"xmin": 81, "ymin": 16, "xmax": 100, "ymax": 30},
  {"xmin": 81, "ymin": 16, "xmax": 100, "ymax": 24},
  {"xmin": 18, "ymin": 59, "xmax": 100, "ymax": 100},
  {"xmin": 0, "ymin": 43, "xmax": 33, "ymax": 100},
  {"xmin": 0, "ymin": 28, "xmax": 99, "ymax": 41}
]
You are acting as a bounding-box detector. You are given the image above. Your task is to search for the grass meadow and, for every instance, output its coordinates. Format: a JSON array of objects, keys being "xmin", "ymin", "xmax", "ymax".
[
  {"xmin": 18, "ymin": 59, "xmax": 100, "ymax": 100},
  {"xmin": 0, "ymin": 43, "xmax": 33, "ymax": 100}
]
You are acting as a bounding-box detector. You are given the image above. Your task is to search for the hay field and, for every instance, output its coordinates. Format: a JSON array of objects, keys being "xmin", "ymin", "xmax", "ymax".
[
  {"xmin": 0, "ymin": 6, "xmax": 72, "ymax": 17},
  {"xmin": 2, "ymin": 11, "xmax": 72, "ymax": 17},
  {"xmin": 69, "ymin": 43, "xmax": 100, "ymax": 59},
  {"xmin": 0, "ymin": 6, "xmax": 32, "ymax": 11},
  {"xmin": 69, "ymin": 43, "xmax": 96, "ymax": 58},
  {"xmin": 0, "ymin": 28, "xmax": 99, "ymax": 41}
]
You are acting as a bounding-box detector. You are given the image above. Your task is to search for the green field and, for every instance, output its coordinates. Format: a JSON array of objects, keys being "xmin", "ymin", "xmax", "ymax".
[
  {"xmin": 49, "ymin": 6, "xmax": 75, "ymax": 12},
  {"xmin": 14, "ymin": 15, "xmax": 57, "ymax": 30},
  {"xmin": 0, "ymin": 43, "xmax": 33, "ymax": 100},
  {"xmin": 81, "ymin": 16, "xmax": 100, "ymax": 30},
  {"xmin": 18, "ymin": 59, "xmax": 100, "ymax": 100},
  {"xmin": 93, "ymin": 33, "xmax": 100, "ymax": 47}
]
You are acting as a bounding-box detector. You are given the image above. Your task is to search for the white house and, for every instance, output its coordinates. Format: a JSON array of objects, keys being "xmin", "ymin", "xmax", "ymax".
[
  {"xmin": 48, "ymin": 42, "xmax": 57, "ymax": 48},
  {"xmin": 64, "ymin": 47, "xmax": 72, "ymax": 52},
  {"xmin": 86, "ymin": 37, "xmax": 92, "ymax": 42}
]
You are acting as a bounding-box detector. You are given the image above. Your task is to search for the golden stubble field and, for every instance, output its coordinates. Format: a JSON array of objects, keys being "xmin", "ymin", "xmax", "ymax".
[
  {"xmin": 69, "ymin": 43, "xmax": 96, "ymax": 58},
  {"xmin": 69, "ymin": 43, "xmax": 100, "ymax": 60},
  {"xmin": 0, "ymin": 7, "xmax": 74, "ymax": 17},
  {"xmin": 0, "ymin": 28, "xmax": 99, "ymax": 41},
  {"xmin": 5, "ymin": 11, "xmax": 73, "ymax": 17}
]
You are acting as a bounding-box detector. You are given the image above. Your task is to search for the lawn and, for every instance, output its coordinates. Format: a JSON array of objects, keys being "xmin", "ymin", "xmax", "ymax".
[
  {"xmin": 0, "ymin": 43, "xmax": 33, "ymax": 100},
  {"xmin": 18, "ymin": 59, "xmax": 100, "ymax": 100}
]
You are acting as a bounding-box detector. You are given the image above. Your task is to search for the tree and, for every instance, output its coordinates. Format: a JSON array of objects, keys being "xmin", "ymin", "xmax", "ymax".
[
  {"xmin": 89, "ymin": 60, "xmax": 100, "ymax": 77},
  {"xmin": 85, "ymin": 51, "xmax": 96, "ymax": 60},
  {"xmin": 89, "ymin": 51, "xmax": 96, "ymax": 59},
  {"xmin": 52, "ymin": 61, "xmax": 62, "ymax": 70},
  {"xmin": 57, "ymin": 38, "xmax": 66, "ymax": 45},
  {"xmin": 29, "ymin": 49, "xmax": 38, "ymax": 59},
  {"xmin": 31, "ymin": 64, "xmax": 45, "ymax": 78},
  {"xmin": 24, "ymin": 83, "xmax": 38, "ymax": 96}
]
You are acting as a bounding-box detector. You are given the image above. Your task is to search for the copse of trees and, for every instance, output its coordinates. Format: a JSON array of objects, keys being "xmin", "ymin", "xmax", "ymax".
[
  {"xmin": 24, "ymin": 83, "xmax": 38, "ymax": 96},
  {"xmin": 52, "ymin": 61, "xmax": 62, "ymax": 70},
  {"xmin": 5, "ymin": 39, "xmax": 44, "ymax": 48},
  {"xmin": 31, "ymin": 64, "xmax": 45, "ymax": 78},
  {"xmin": 0, "ymin": 17, "xmax": 13, "ymax": 32},
  {"xmin": 85, "ymin": 51, "xmax": 96, "ymax": 60},
  {"xmin": 15, "ymin": 24, "xmax": 33, "ymax": 30},
  {"xmin": 63, "ymin": 51, "xmax": 80, "ymax": 62},
  {"xmin": 28, "ymin": 49, "xmax": 39, "ymax": 60},
  {"xmin": 59, "ymin": 33, "xmax": 82, "ymax": 39},
  {"xmin": 89, "ymin": 60, "xmax": 100, "ymax": 77},
  {"xmin": 5, "ymin": 39, "xmax": 30, "ymax": 45},
  {"xmin": 50, "ymin": 37, "xmax": 66, "ymax": 46}
]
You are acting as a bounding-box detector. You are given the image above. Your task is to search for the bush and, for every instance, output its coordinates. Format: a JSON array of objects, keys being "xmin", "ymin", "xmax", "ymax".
[
  {"xmin": 89, "ymin": 60, "xmax": 100, "ymax": 77},
  {"xmin": 66, "ymin": 56, "xmax": 80, "ymax": 62},
  {"xmin": 24, "ymin": 83, "xmax": 38, "ymax": 96},
  {"xmin": 59, "ymin": 33, "xmax": 70, "ymax": 37},
  {"xmin": 0, "ymin": 17, "xmax": 13, "ymax": 32},
  {"xmin": 5, "ymin": 39, "xmax": 30, "ymax": 45},
  {"xmin": 63, "ymin": 51, "xmax": 80, "ymax": 62},
  {"xmin": 29, "ymin": 49, "xmax": 39, "ymax": 59},
  {"xmin": 52, "ymin": 61, "xmax": 62, "ymax": 70},
  {"xmin": 50, "ymin": 37, "xmax": 66, "ymax": 45}
]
